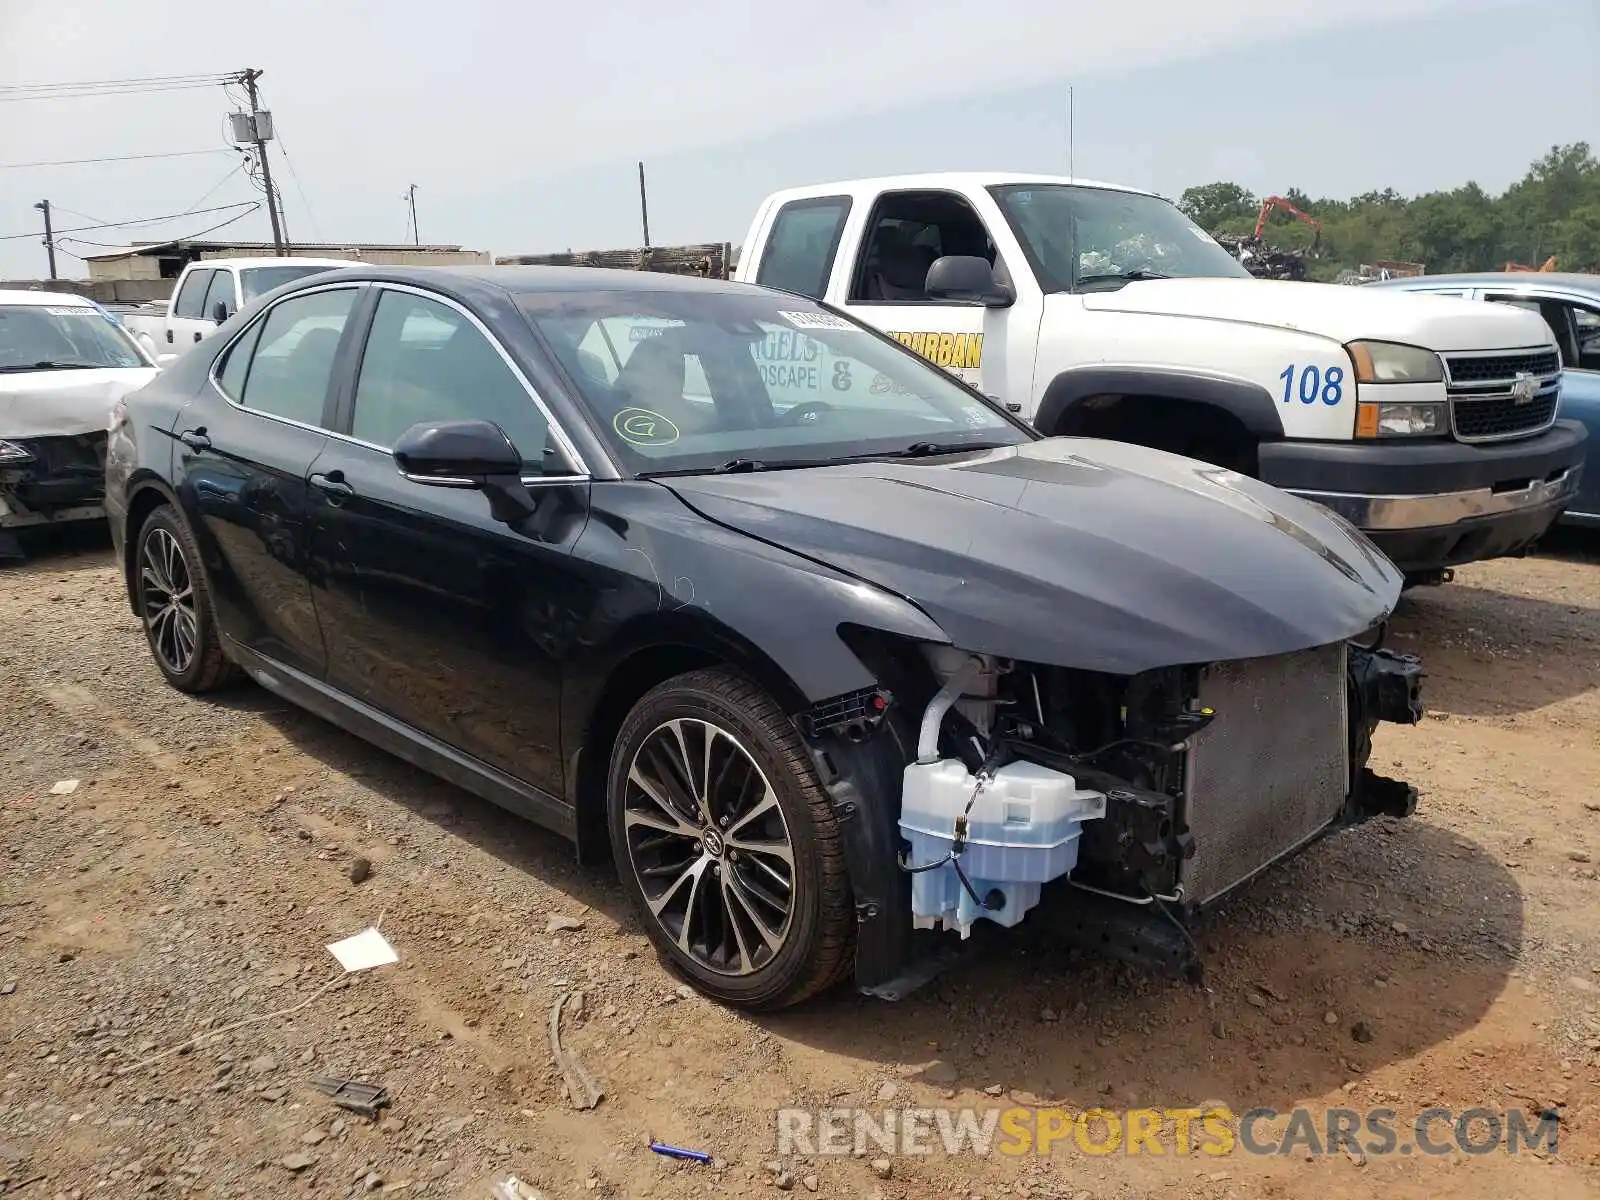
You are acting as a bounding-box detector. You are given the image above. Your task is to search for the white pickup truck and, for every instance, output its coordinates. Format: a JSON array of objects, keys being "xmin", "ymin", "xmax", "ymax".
[
  {"xmin": 117, "ymin": 256, "xmax": 350, "ymax": 366},
  {"xmin": 732, "ymin": 173, "xmax": 1589, "ymax": 581}
]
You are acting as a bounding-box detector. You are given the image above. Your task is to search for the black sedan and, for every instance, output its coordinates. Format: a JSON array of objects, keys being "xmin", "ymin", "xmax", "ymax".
[{"xmin": 107, "ymin": 266, "xmax": 1424, "ymax": 1009}]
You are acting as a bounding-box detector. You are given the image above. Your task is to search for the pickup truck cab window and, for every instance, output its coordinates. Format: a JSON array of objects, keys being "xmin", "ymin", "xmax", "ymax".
[
  {"xmin": 351, "ymin": 288, "xmax": 555, "ymax": 472},
  {"xmin": 171, "ymin": 269, "xmax": 215, "ymax": 320},
  {"xmin": 849, "ymin": 190, "xmax": 1007, "ymax": 305},
  {"xmin": 989, "ymin": 183, "xmax": 1250, "ymax": 292},
  {"xmin": 241, "ymin": 264, "xmax": 341, "ymax": 302},
  {"xmin": 754, "ymin": 196, "xmax": 852, "ymax": 300},
  {"xmin": 200, "ymin": 269, "xmax": 236, "ymax": 323},
  {"xmin": 231, "ymin": 287, "xmax": 359, "ymax": 427}
]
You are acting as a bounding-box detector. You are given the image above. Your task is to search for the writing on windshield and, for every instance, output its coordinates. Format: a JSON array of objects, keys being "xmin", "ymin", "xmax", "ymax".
[{"xmin": 520, "ymin": 290, "xmax": 1027, "ymax": 475}]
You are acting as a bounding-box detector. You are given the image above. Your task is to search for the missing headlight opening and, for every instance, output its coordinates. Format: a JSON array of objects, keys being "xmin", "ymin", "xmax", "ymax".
[{"xmin": 848, "ymin": 636, "xmax": 1424, "ymax": 988}]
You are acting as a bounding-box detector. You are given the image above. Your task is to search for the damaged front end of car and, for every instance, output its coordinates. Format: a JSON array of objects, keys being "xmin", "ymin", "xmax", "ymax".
[
  {"xmin": 800, "ymin": 628, "xmax": 1423, "ymax": 997},
  {"xmin": 0, "ymin": 433, "xmax": 110, "ymax": 560}
]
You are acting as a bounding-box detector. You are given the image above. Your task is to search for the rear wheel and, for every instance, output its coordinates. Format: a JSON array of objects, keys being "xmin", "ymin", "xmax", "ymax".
[
  {"xmin": 606, "ymin": 668, "xmax": 854, "ymax": 1010},
  {"xmin": 134, "ymin": 504, "xmax": 235, "ymax": 693}
]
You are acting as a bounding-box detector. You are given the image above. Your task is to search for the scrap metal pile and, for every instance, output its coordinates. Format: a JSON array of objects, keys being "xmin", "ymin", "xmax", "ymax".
[{"xmin": 1213, "ymin": 233, "xmax": 1311, "ymax": 281}]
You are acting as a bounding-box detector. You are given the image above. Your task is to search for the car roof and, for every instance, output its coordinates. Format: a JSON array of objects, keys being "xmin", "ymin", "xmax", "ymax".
[
  {"xmin": 0, "ymin": 289, "xmax": 96, "ymax": 307},
  {"xmin": 759, "ymin": 172, "xmax": 1155, "ymax": 204},
  {"xmin": 289, "ymin": 263, "xmax": 774, "ymax": 297},
  {"xmin": 188, "ymin": 256, "xmax": 356, "ymax": 271},
  {"xmin": 1372, "ymin": 271, "xmax": 1600, "ymax": 293}
]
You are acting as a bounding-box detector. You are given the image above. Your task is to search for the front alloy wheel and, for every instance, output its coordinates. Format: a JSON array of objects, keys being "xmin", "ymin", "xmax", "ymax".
[
  {"xmin": 623, "ymin": 717, "xmax": 796, "ymax": 976},
  {"xmin": 607, "ymin": 668, "xmax": 854, "ymax": 1009}
]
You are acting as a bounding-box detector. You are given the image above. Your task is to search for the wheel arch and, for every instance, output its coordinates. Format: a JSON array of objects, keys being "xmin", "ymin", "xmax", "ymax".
[
  {"xmin": 119, "ymin": 474, "xmax": 182, "ymax": 613},
  {"xmin": 1034, "ymin": 365, "xmax": 1285, "ymax": 442},
  {"xmin": 566, "ymin": 613, "xmax": 813, "ymax": 865}
]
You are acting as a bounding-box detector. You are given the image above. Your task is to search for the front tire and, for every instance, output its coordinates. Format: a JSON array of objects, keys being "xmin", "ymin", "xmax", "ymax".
[
  {"xmin": 133, "ymin": 504, "xmax": 234, "ymax": 693},
  {"xmin": 606, "ymin": 668, "xmax": 854, "ymax": 1010}
]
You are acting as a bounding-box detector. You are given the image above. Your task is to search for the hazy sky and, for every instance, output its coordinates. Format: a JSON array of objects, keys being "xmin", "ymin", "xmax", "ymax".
[{"xmin": 1, "ymin": 0, "xmax": 1595, "ymax": 279}]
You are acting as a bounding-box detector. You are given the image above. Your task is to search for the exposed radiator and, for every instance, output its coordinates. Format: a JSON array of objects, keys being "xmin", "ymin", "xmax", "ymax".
[{"xmin": 1180, "ymin": 642, "xmax": 1349, "ymax": 906}]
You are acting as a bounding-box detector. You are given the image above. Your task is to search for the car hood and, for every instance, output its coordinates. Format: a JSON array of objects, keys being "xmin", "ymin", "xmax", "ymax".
[
  {"xmin": 660, "ymin": 438, "xmax": 1402, "ymax": 675},
  {"xmin": 1075, "ymin": 277, "xmax": 1555, "ymax": 352},
  {"xmin": 0, "ymin": 367, "xmax": 158, "ymax": 439}
]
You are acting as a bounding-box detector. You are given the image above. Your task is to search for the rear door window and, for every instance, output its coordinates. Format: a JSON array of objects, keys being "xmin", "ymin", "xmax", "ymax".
[
  {"xmin": 236, "ymin": 287, "xmax": 359, "ymax": 426},
  {"xmin": 755, "ymin": 196, "xmax": 852, "ymax": 300}
]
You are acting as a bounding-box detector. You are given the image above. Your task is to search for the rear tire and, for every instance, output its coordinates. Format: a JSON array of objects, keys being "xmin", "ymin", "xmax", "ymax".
[
  {"xmin": 133, "ymin": 504, "xmax": 235, "ymax": 693},
  {"xmin": 606, "ymin": 668, "xmax": 854, "ymax": 1010}
]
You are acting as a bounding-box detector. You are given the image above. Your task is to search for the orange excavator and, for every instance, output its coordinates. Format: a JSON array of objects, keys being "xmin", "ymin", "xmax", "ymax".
[
  {"xmin": 1503, "ymin": 255, "xmax": 1558, "ymax": 272},
  {"xmin": 1255, "ymin": 195, "xmax": 1323, "ymax": 251}
]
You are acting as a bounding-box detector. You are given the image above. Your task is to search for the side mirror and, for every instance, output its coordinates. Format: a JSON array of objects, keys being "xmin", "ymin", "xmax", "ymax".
[
  {"xmin": 925, "ymin": 255, "xmax": 1014, "ymax": 307},
  {"xmin": 211, "ymin": 300, "xmax": 232, "ymax": 324},
  {"xmin": 393, "ymin": 419, "xmax": 523, "ymax": 482},
  {"xmin": 394, "ymin": 419, "xmax": 544, "ymax": 525}
]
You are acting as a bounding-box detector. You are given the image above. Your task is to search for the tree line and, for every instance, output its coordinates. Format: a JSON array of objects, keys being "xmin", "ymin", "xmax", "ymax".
[{"xmin": 1177, "ymin": 143, "xmax": 1600, "ymax": 280}]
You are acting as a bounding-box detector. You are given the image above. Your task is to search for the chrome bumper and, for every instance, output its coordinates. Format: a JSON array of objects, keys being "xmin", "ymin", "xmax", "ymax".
[{"xmin": 1290, "ymin": 465, "xmax": 1580, "ymax": 532}]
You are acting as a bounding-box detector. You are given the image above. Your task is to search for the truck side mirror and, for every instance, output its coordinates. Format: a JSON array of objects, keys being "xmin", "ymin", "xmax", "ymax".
[
  {"xmin": 926, "ymin": 255, "xmax": 1014, "ymax": 308},
  {"xmin": 211, "ymin": 300, "xmax": 231, "ymax": 324}
]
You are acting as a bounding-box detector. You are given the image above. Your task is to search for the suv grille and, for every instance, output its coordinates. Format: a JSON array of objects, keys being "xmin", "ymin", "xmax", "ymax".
[{"xmin": 1443, "ymin": 347, "xmax": 1562, "ymax": 443}]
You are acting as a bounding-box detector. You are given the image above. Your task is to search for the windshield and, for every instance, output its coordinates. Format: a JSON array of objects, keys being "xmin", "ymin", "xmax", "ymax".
[
  {"xmin": 519, "ymin": 288, "xmax": 1030, "ymax": 475},
  {"xmin": 0, "ymin": 303, "xmax": 149, "ymax": 372},
  {"xmin": 240, "ymin": 265, "xmax": 339, "ymax": 300},
  {"xmin": 989, "ymin": 184, "xmax": 1251, "ymax": 292}
]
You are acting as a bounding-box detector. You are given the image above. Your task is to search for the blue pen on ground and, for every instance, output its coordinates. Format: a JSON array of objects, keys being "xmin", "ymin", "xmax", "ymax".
[{"xmin": 648, "ymin": 1140, "xmax": 713, "ymax": 1164}]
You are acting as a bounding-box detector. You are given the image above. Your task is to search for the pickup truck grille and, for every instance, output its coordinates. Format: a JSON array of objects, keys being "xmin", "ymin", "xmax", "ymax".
[
  {"xmin": 1442, "ymin": 347, "xmax": 1562, "ymax": 443},
  {"xmin": 1179, "ymin": 642, "xmax": 1349, "ymax": 907}
]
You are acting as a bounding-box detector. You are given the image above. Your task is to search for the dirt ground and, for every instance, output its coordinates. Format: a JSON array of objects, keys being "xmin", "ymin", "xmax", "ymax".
[{"xmin": 3, "ymin": 527, "xmax": 1599, "ymax": 1200}]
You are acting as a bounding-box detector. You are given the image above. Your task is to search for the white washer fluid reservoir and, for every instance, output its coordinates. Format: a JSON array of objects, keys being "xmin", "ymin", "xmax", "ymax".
[{"xmin": 899, "ymin": 757, "xmax": 1106, "ymax": 938}]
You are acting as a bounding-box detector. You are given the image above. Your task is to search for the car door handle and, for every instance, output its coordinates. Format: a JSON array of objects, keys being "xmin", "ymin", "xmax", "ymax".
[
  {"xmin": 193, "ymin": 331, "xmax": 203, "ymax": 343},
  {"xmin": 178, "ymin": 428, "xmax": 211, "ymax": 451},
  {"xmin": 165, "ymin": 329, "xmax": 174, "ymax": 343},
  {"xmin": 310, "ymin": 470, "xmax": 355, "ymax": 500}
]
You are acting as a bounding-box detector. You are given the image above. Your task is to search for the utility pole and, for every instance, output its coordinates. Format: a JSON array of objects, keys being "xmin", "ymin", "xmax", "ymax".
[
  {"xmin": 238, "ymin": 68, "xmax": 286, "ymax": 255},
  {"xmin": 1068, "ymin": 86, "xmax": 1075, "ymax": 180},
  {"xmin": 406, "ymin": 184, "xmax": 419, "ymax": 246},
  {"xmin": 33, "ymin": 200, "xmax": 57, "ymax": 280},
  {"xmin": 638, "ymin": 161, "xmax": 651, "ymax": 248}
]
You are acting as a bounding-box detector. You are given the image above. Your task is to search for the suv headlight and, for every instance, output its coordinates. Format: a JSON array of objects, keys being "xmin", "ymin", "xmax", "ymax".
[
  {"xmin": 0, "ymin": 439, "xmax": 35, "ymax": 465},
  {"xmin": 1356, "ymin": 401, "xmax": 1447, "ymax": 438},
  {"xmin": 1347, "ymin": 340, "xmax": 1445, "ymax": 384}
]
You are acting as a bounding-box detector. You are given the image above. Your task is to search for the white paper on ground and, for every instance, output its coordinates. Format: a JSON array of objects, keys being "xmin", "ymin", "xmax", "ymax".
[
  {"xmin": 326, "ymin": 927, "xmax": 399, "ymax": 973},
  {"xmin": 49, "ymin": 779, "xmax": 80, "ymax": 796}
]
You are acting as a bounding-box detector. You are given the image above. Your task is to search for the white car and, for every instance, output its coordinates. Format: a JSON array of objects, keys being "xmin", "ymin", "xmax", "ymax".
[{"xmin": 0, "ymin": 290, "xmax": 158, "ymax": 560}]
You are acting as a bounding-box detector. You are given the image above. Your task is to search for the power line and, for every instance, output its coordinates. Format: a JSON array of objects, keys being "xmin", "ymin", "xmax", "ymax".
[
  {"xmin": 0, "ymin": 201, "xmax": 259, "ymax": 242},
  {"xmin": 58, "ymin": 202, "xmax": 262, "ymax": 249},
  {"xmin": 0, "ymin": 147, "xmax": 234, "ymax": 170},
  {"xmin": 0, "ymin": 81, "xmax": 228, "ymax": 104},
  {"xmin": 0, "ymin": 71, "xmax": 228, "ymax": 92},
  {"xmin": 274, "ymin": 127, "xmax": 321, "ymax": 243}
]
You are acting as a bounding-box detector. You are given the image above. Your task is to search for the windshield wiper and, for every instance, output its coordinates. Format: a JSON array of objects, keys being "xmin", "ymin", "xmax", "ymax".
[
  {"xmin": 884, "ymin": 440, "xmax": 1009, "ymax": 459},
  {"xmin": 0, "ymin": 360, "xmax": 104, "ymax": 373},
  {"xmin": 1074, "ymin": 269, "xmax": 1170, "ymax": 289},
  {"xmin": 639, "ymin": 458, "xmax": 776, "ymax": 479}
]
